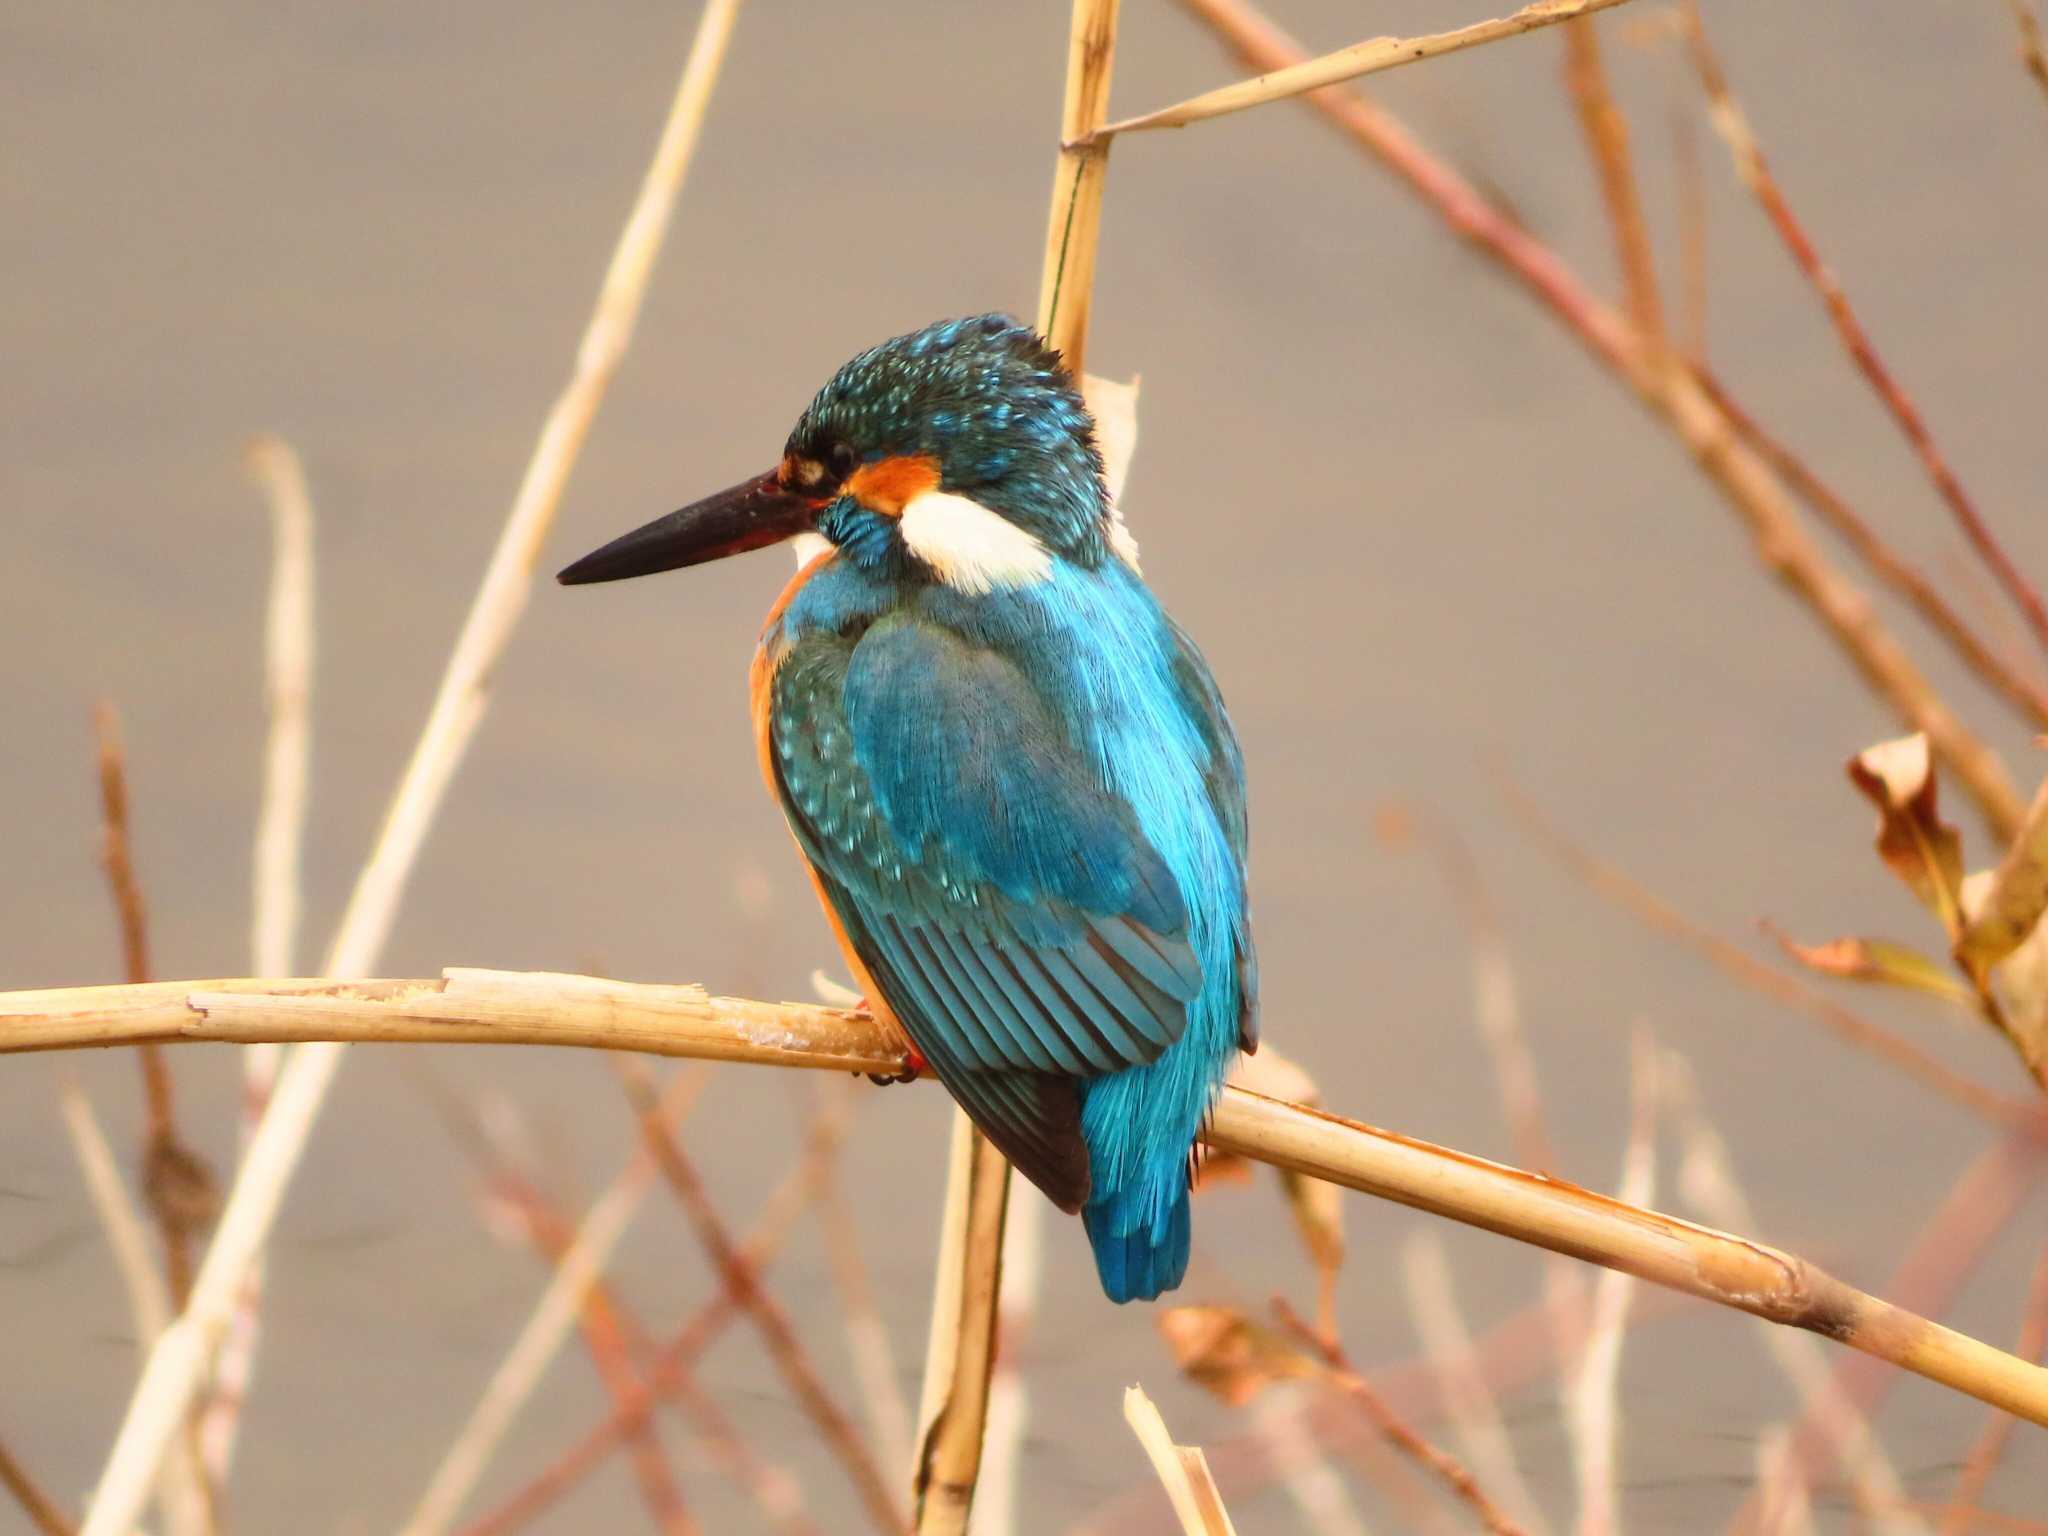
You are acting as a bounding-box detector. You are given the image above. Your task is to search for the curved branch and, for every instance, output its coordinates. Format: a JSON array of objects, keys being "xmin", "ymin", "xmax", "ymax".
[{"xmin": 9, "ymin": 969, "xmax": 2048, "ymax": 1430}]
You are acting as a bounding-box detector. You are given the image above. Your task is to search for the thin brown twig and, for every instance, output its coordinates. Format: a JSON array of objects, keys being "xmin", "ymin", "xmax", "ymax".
[
  {"xmin": 0, "ymin": 1434, "xmax": 76, "ymax": 1536},
  {"xmin": 1679, "ymin": 2, "xmax": 2048, "ymax": 659},
  {"xmin": 457, "ymin": 1096, "xmax": 850, "ymax": 1536},
  {"xmin": 1496, "ymin": 773, "xmax": 2037, "ymax": 1129},
  {"xmin": 1942, "ymin": 1238, "xmax": 2048, "ymax": 1536},
  {"xmin": 1561, "ymin": 15, "xmax": 1663, "ymax": 345},
  {"xmin": 1276, "ymin": 1299, "xmax": 1528, "ymax": 1536},
  {"xmin": 1691, "ymin": 365, "xmax": 2048, "ymax": 731},
  {"xmin": 1671, "ymin": 93, "xmax": 1707, "ymax": 359},
  {"xmin": 1170, "ymin": 0, "xmax": 2029, "ymax": 841},
  {"xmin": 438, "ymin": 1088, "xmax": 696, "ymax": 1536},
  {"xmin": 618, "ymin": 1059, "xmax": 908, "ymax": 1535}
]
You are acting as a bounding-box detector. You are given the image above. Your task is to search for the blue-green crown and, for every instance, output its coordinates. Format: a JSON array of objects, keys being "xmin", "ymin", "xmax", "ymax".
[{"xmin": 788, "ymin": 313, "xmax": 1111, "ymax": 561}]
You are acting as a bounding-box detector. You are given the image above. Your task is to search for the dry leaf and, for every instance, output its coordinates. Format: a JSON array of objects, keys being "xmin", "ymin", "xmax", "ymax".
[
  {"xmin": 1963, "ymin": 868, "xmax": 2048, "ymax": 1076},
  {"xmin": 1955, "ymin": 772, "xmax": 2048, "ymax": 984},
  {"xmin": 1157, "ymin": 1306, "xmax": 1319, "ymax": 1407},
  {"xmin": 1847, "ymin": 734, "xmax": 1966, "ymax": 937},
  {"xmin": 1769, "ymin": 929, "xmax": 1977, "ymax": 1009}
]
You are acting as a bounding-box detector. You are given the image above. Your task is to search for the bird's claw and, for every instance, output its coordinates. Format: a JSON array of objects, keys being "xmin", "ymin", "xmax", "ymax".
[{"xmin": 863, "ymin": 1027, "xmax": 927, "ymax": 1086}]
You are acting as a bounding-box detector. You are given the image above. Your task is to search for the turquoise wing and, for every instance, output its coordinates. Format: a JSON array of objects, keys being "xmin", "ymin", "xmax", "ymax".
[{"xmin": 768, "ymin": 613, "xmax": 1205, "ymax": 1211}]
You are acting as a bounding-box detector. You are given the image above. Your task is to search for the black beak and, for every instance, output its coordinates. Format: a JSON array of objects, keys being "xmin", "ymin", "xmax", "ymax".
[{"xmin": 557, "ymin": 471, "xmax": 820, "ymax": 586}]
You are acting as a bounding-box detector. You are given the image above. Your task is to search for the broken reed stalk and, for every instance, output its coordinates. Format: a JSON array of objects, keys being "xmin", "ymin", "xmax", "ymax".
[
  {"xmin": 72, "ymin": 8, "xmax": 744, "ymax": 1531},
  {"xmin": 1169, "ymin": 0, "xmax": 2030, "ymax": 843},
  {"xmin": 1680, "ymin": 4, "xmax": 2048, "ymax": 661},
  {"xmin": 1084, "ymin": 0, "xmax": 1639, "ymax": 143},
  {"xmin": 13, "ymin": 970, "xmax": 2048, "ymax": 1429},
  {"xmin": 910, "ymin": 4, "xmax": 1122, "ymax": 1532},
  {"xmin": 1121, "ymin": 1385, "xmax": 1240, "ymax": 1536},
  {"xmin": 200, "ymin": 432, "xmax": 318, "ymax": 1488}
]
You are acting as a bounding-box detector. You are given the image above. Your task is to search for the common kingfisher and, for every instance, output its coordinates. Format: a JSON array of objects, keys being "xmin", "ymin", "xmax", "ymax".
[{"xmin": 560, "ymin": 315, "xmax": 1257, "ymax": 1301}]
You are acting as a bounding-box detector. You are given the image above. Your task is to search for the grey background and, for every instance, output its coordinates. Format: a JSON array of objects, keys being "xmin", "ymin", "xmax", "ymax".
[{"xmin": 4, "ymin": 1, "xmax": 2046, "ymax": 1528}]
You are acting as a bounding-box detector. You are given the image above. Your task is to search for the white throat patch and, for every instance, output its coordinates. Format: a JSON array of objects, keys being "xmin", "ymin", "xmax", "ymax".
[{"xmin": 898, "ymin": 489, "xmax": 1053, "ymax": 594}]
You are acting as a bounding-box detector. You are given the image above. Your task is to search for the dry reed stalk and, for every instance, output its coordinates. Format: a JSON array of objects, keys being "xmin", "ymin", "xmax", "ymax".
[
  {"xmin": 450, "ymin": 1092, "xmax": 696, "ymax": 1535},
  {"xmin": 1679, "ymin": 3, "xmax": 2048, "ymax": 660},
  {"xmin": 1496, "ymin": 776, "xmax": 2035, "ymax": 1127},
  {"xmin": 967, "ymin": 1178, "xmax": 1042, "ymax": 1536},
  {"xmin": 457, "ymin": 1096, "xmax": 852, "ymax": 1536},
  {"xmin": 1689, "ymin": 366, "xmax": 2048, "ymax": 731},
  {"xmin": 1276, "ymin": 1300, "xmax": 1528, "ymax": 1536},
  {"xmin": 18, "ymin": 970, "xmax": 2048, "ymax": 1426},
  {"xmin": 1563, "ymin": 1036, "xmax": 1656, "ymax": 1536},
  {"xmin": 2013, "ymin": 0, "xmax": 2048, "ymax": 100},
  {"xmin": 1560, "ymin": 16, "xmax": 1663, "ymax": 345},
  {"xmin": 1122, "ymin": 1385, "xmax": 1240, "ymax": 1536},
  {"xmin": 910, "ymin": 5, "xmax": 1123, "ymax": 1529},
  {"xmin": 399, "ymin": 1065, "xmax": 707, "ymax": 1536},
  {"xmin": 0, "ymin": 1434, "xmax": 74, "ymax": 1536},
  {"xmin": 1743, "ymin": 1129, "xmax": 2040, "ymax": 1530},
  {"xmin": 618, "ymin": 1060, "xmax": 907, "ymax": 1534},
  {"xmin": 1656, "ymin": 1050, "xmax": 1921, "ymax": 1531},
  {"xmin": 815, "ymin": 1137, "xmax": 915, "ymax": 1487},
  {"xmin": 1943, "ymin": 1239, "xmax": 2048, "ymax": 1536},
  {"xmin": 1401, "ymin": 1235, "xmax": 1552, "ymax": 1536},
  {"xmin": 199, "ymin": 432, "xmax": 318, "ymax": 1489},
  {"xmin": 74, "ymin": 8, "xmax": 745, "ymax": 1531},
  {"xmin": 1086, "ymin": 0, "xmax": 1639, "ymax": 143},
  {"xmin": 1170, "ymin": 0, "xmax": 2030, "ymax": 842}
]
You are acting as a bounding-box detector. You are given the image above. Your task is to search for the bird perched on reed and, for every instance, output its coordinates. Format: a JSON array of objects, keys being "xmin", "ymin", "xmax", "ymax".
[{"xmin": 561, "ymin": 314, "xmax": 1256, "ymax": 1300}]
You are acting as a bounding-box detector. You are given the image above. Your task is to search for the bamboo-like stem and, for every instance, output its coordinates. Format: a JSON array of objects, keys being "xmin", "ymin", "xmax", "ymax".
[
  {"xmin": 1169, "ymin": 0, "xmax": 2029, "ymax": 842},
  {"xmin": 457, "ymin": 1096, "xmax": 851, "ymax": 1536},
  {"xmin": 1942, "ymin": 1239, "xmax": 2048, "ymax": 1535},
  {"xmin": 910, "ymin": 6, "xmax": 1123, "ymax": 1531},
  {"xmin": 16, "ymin": 972, "xmax": 2048, "ymax": 1429},
  {"xmin": 618, "ymin": 1061, "xmax": 908, "ymax": 1535},
  {"xmin": 201, "ymin": 432, "xmax": 318, "ymax": 1489},
  {"xmin": 0, "ymin": 1434, "xmax": 75, "ymax": 1536},
  {"xmin": 974, "ymin": 1181, "xmax": 1043, "ymax": 1536},
  {"xmin": 1689, "ymin": 366, "xmax": 2048, "ymax": 731},
  {"xmin": 1559, "ymin": 16, "xmax": 1663, "ymax": 346},
  {"xmin": 1679, "ymin": 3, "xmax": 2048, "ymax": 660},
  {"xmin": 400, "ymin": 1066, "xmax": 707, "ymax": 1536},
  {"xmin": 73, "ymin": 11, "xmax": 745, "ymax": 1534},
  {"xmin": 1083, "ymin": 0, "xmax": 1638, "ymax": 144},
  {"xmin": 1276, "ymin": 1300, "xmax": 1526, "ymax": 1536}
]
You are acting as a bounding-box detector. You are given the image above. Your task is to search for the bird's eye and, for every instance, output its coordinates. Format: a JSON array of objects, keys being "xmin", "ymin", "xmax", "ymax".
[{"xmin": 827, "ymin": 441, "xmax": 859, "ymax": 482}]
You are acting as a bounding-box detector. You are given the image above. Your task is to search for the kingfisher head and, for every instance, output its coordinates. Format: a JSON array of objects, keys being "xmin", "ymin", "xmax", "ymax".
[{"xmin": 559, "ymin": 313, "xmax": 1131, "ymax": 596}]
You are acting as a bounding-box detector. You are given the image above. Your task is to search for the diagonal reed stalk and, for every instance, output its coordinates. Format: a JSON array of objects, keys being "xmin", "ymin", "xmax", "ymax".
[
  {"xmin": 11, "ymin": 968, "xmax": 2048, "ymax": 1429},
  {"xmin": 71, "ymin": 6, "xmax": 744, "ymax": 1532}
]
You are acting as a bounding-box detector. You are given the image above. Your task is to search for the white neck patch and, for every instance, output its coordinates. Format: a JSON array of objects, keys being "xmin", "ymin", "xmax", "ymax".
[{"xmin": 898, "ymin": 489, "xmax": 1053, "ymax": 594}]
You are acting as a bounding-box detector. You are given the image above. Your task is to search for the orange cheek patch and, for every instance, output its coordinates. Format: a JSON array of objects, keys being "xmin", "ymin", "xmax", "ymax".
[{"xmin": 845, "ymin": 453, "xmax": 941, "ymax": 516}]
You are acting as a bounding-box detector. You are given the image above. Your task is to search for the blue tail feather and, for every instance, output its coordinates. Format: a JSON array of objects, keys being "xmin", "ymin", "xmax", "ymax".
[{"xmin": 1084, "ymin": 1183, "xmax": 1191, "ymax": 1303}]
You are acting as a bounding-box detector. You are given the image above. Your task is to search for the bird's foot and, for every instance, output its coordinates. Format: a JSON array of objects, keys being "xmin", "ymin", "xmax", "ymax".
[{"xmin": 865, "ymin": 1028, "xmax": 927, "ymax": 1087}]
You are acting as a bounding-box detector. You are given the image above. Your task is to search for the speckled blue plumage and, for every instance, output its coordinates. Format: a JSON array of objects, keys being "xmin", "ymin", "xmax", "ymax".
[{"xmin": 761, "ymin": 316, "xmax": 1256, "ymax": 1302}]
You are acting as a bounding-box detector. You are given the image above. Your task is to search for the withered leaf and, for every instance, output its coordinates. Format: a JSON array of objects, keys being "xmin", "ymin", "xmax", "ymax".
[
  {"xmin": 1847, "ymin": 734, "xmax": 1965, "ymax": 938},
  {"xmin": 1955, "ymin": 771, "xmax": 2048, "ymax": 985},
  {"xmin": 1769, "ymin": 929, "xmax": 1976, "ymax": 1009},
  {"xmin": 1157, "ymin": 1306, "xmax": 1320, "ymax": 1406}
]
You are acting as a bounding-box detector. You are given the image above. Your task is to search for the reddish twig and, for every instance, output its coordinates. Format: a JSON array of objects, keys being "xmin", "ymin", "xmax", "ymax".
[
  {"xmin": 618, "ymin": 1061, "xmax": 907, "ymax": 1533},
  {"xmin": 1690, "ymin": 366, "xmax": 2048, "ymax": 731},
  {"xmin": 1170, "ymin": 0, "xmax": 2027, "ymax": 841},
  {"xmin": 1561, "ymin": 15, "xmax": 1663, "ymax": 345},
  {"xmin": 0, "ymin": 1434, "xmax": 76, "ymax": 1536},
  {"xmin": 1679, "ymin": 3, "xmax": 2048, "ymax": 660},
  {"xmin": 1497, "ymin": 772, "xmax": 2038, "ymax": 1129},
  {"xmin": 1942, "ymin": 1238, "xmax": 2048, "ymax": 1535},
  {"xmin": 456, "ymin": 1099, "xmax": 850, "ymax": 1536},
  {"xmin": 1275, "ymin": 1300, "xmax": 1528, "ymax": 1536}
]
